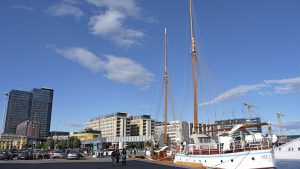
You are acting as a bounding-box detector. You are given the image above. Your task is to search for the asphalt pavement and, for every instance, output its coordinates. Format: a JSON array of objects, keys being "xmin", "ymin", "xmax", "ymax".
[{"xmin": 0, "ymin": 158, "xmax": 186, "ymax": 169}]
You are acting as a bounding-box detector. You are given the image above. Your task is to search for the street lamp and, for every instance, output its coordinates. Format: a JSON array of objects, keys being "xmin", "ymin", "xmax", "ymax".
[{"xmin": 1, "ymin": 92, "xmax": 9, "ymax": 135}]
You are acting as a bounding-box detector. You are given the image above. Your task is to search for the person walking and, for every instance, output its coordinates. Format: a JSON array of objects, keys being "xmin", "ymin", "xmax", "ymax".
[
  {"xmin": 111, "ymin": 150, "xmax": 117, "ymax": 166},
  {"xmin": 116, "ymin": 150, "xmax": 120, "ymax": 165},
  {"xmin": 121, "ymin": 148, "xmax": 127, "ymax": 166}
]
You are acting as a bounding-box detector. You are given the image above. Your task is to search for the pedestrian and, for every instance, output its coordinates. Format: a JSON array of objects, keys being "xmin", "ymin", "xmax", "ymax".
[
  {"xmin": 121, "ymin": 148, "xmax": 127, "ymax": 166},
  {"xmin": 111, "ymin": 150, "xmax": 116, "ymax": 166},
  {"xmin": 116, "ymin": 150, "xmax": 120, "ymax": 164}
]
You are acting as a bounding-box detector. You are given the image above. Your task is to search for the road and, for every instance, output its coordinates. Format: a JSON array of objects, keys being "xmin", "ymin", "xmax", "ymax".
[{"xmin": 0, "ymin": 158, "xmax": 186, "ymax": 169}]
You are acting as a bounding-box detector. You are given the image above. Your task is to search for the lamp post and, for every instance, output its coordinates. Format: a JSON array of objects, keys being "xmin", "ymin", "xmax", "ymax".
[{"xmin": 1, "ymin": 92, "xmax": 9, "ymax": 135}]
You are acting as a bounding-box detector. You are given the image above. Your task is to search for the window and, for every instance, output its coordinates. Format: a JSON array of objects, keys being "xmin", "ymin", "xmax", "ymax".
[{"xmin": 189, "ymin": 138, "xmax": 195, "ymax": 144}]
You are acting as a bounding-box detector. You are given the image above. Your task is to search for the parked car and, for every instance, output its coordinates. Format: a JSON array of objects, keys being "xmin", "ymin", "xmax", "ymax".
[
  {"xmin": 65, "ymin": 150, "xmax": 79, "ymax": 160},
  {"xmin": 17, "ymin": 150, "xmax": 34, "ymax": 160},
  {"xmin": 0, "ymin": 150, "xmax": 13, "ymax": 160},
  {"xmin": 11, "ymin": 149, "xmax": 19, "ymax": 158},
  {"xmin": 50, "ymin": 150, "xmax": 63, "ymax": 159},
  {"xmin": 33, "ymin": 150, "xmax": 50, "ymax": 159}
]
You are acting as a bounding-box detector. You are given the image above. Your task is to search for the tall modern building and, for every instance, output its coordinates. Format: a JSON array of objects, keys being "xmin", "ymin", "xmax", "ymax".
[
  {"xmin": 3, "ymin": 88, "xmax": 54, "ymax": 138},
  {"xmin": 3, "ymin": 90, "xmax": 32, "ymax": 134},
  {"xmin": 30, "ymin": 88, "xmax": 54, "ymax": 138}
]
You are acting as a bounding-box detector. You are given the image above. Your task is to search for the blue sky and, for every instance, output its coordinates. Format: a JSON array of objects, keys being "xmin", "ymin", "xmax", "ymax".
[{"xmin": 0, "ymin": 0, "xmax": 300, "ymax": 135}]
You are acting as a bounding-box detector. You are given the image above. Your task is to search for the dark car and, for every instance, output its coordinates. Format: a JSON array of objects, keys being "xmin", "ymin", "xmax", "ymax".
[
  {"xmin": 0, "ymin": 150, "xmax": 13, "ymax": 160},
  {"xmin": 11, "ymin": 149, "xmax": 19, "ymax": 158},
  {"xmin": 33, "ymin": 150, "xmax": 50, "ymax": 159},
  {"xmin": 17, "ymin": 150, "xmax": 34, "ymax": 160}
]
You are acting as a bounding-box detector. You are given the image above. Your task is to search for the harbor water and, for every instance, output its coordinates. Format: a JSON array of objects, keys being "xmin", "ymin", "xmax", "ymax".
[{"xmin": 276, "ymin": 160, "xmax": 300, "ymax": 169}]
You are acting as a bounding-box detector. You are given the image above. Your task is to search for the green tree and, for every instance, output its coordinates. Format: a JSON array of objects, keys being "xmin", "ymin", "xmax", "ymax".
[
  {"xmin": 43, "ymin": 139, "xmax": 54, "ymax": 150},
  {"xmin": 57, "ymin": 140, "xmax": 67, "ymax": 149}
]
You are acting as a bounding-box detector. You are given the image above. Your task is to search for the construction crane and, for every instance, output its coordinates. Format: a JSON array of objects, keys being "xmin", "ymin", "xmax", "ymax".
[
  {"xmin": 244, "ymin": 102, "xmax": 258, "ymax": 120},
  {"xmin": 276, "ymin": 112, "xmax": 287, "ymax": 143}
]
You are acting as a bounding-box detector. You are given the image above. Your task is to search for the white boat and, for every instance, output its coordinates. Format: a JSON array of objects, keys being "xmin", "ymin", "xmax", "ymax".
[
  {"xmin": 173, "ymin": 0, "xmax": 276, "ymax": 168},
  {"xmin": 274, "ymin": 137, "xmax": 300, "ymax": 160}
]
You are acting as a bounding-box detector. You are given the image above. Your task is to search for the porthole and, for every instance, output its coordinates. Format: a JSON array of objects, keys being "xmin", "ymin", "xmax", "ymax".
[
  {"xmin": 221, "ymin": 160, "xmax": 223, "ymax": 163},
  {"xmin": 231, "ymin": 159, "xmax": 233, "ymax": 162},
  {"xmin": 252, "ymin": 157, "xmax": 255, "ymax": 161}
]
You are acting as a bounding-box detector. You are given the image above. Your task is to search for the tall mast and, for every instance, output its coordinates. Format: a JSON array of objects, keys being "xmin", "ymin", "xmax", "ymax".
[
  {"xmin": 164, "ymin": 28, "xmax": 168, "ymax": 145},
  {"xmin": 189, "ymin": 0, "xmax": 198, "ymax": 133}
]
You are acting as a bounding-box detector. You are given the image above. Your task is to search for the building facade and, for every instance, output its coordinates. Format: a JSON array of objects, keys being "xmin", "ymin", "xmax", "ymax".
[
  {"xmin": 3, "ymin": 88, "xmax": 54, "ymax": 138},
  {"xmin": 0, "ymin": 134, "xmax": 27, "ymax": 150},
  {"xmin": 16, "ymin": 120, "xmax": 40, "ymax": 138},
  {"xmin": 130, "ymin": 115, "xmax": 155, "ymax": 136},
  {"xmin": 86, "ymin": 112, "xmax": 131, "ymax": 138},
  {"xmin": 155, "ymin": 120, "xmax": 189, "ymax": 145},
  {"xmin": 4, "ymin": 90, "xmax": 32, "ymax": 134}
]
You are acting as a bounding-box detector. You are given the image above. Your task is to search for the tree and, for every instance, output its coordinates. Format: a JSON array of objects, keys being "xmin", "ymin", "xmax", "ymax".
[
  {"xmin": 74, "ymin": 138, "xmax": 81, "ymax": 148},
  {"xmin": 57, "ymin": 140, "xmax": 67, "ymax": 149},
  {"xmin": 43, "ymin": 139, "xmax": 54, "ymax": 150}
]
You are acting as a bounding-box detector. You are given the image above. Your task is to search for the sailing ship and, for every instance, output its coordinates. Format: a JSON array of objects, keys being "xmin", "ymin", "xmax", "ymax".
[{"xmin": 173, "ymin": 0, "xmax": 276, "ymax": 168}]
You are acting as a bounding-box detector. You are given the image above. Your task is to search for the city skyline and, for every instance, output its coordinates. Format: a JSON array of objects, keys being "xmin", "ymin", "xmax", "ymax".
[{"xmin": 1, "ymin": 0, "xmax": 300, "ymax": 135}]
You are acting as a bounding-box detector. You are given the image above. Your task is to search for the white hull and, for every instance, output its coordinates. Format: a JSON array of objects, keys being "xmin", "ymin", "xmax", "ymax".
[
  {"xmin": 174, "ymin": 149, "xmax": 275, "ymax": 169},
  {"xmin": 274, "ymin": 137, "xmax": 300, "ymax": 160}
]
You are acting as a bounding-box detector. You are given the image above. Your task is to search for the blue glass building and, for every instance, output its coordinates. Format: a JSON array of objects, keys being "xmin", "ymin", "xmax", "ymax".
[{"xmin": 4, "ymin": 88, "xmax": 54, "ymax": 138}]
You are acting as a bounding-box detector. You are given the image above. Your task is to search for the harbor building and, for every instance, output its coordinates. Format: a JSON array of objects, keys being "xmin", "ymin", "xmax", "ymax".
[
  {"xmin": 154, "ymin": 120, "xmax": 189, "ymax": 145},
  {"xmin": 130, "ymin": 115, "xmax": 155, "ymax": 136},
  {"xmin": 86, "ymin": 112, "xmax": 131, "ymax": 137},
  {"xmin": 70, "ymin": 128, "xmax": 101, "ymax": 141}
]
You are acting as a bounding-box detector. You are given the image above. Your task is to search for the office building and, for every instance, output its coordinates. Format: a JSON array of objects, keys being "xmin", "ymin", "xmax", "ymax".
[
  {"xmin": 16, "ymin": 120, "xmax": 40, "ymax": 138},
  {"xmin": 4, "ymin": 90, "xmax": 32, "ymax": 134},
  {"xmin": 29, "ymin": 88, "xmax": 54, "ymax": 138},
  {"xmin": 130, "ymin": 115, "xmax": 155, "ymax": 136},
  {"xmin": 3, "ymin": 88, "xmax": 54, "ymax": 138},
  {"xmin": 154, "ymin": 120, "xmax": 189, "ymax": 145},
  {"xmin": 86, "ymin": 112, "xmax": 130, "ymax": 137}
]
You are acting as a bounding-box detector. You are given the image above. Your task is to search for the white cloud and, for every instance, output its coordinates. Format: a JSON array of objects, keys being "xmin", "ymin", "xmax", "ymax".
[
  {"xmin": 50, "ymin": 45, "xmax": 153, "ymax": 88},
  {"xmin": 200, "ymin": 84, "xmax": 266, "ymax": 106},
  {"xmin": 265, "ymin": 77, "xmax": 300, "ymax": 94},
  {"xmin": 200, "ymin": 76, "xmax": 300, "ymax": 106},
  {"xmin": 87, "ymin": 0, "xmax": 144, "ymax": 47},
  {"xmin": 104, "ymin": 55, "xmax": 153, "ymax": 88},
  {"xmin": 272, "ymin": 120, "xmax": 300, "ymax": 135},
  {"xmin": 13, "ymin": 4, "xmax": 34, "ymax": 11},
  {"xmin": 54, "ymin": 47, "xmax": 104, "ymax": 72},
  {"xmin": 46, "ymin": 2, "xmax": 84, "ymax": 20}
]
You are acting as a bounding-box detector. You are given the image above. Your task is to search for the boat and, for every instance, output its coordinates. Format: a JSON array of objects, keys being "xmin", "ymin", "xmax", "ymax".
[
  {"xmin": 173, "ymin": 0, "xmax": 276, "ymax": 168},
  {"xmin": 274, "ymin": 137, "xmax": 300, "ymax": 160}
]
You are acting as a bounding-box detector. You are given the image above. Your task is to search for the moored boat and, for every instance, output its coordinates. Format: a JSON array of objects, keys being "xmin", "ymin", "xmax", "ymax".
[{"xmin": 173, "ymin": 0, "xmax": 276, "ymax": 168}]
